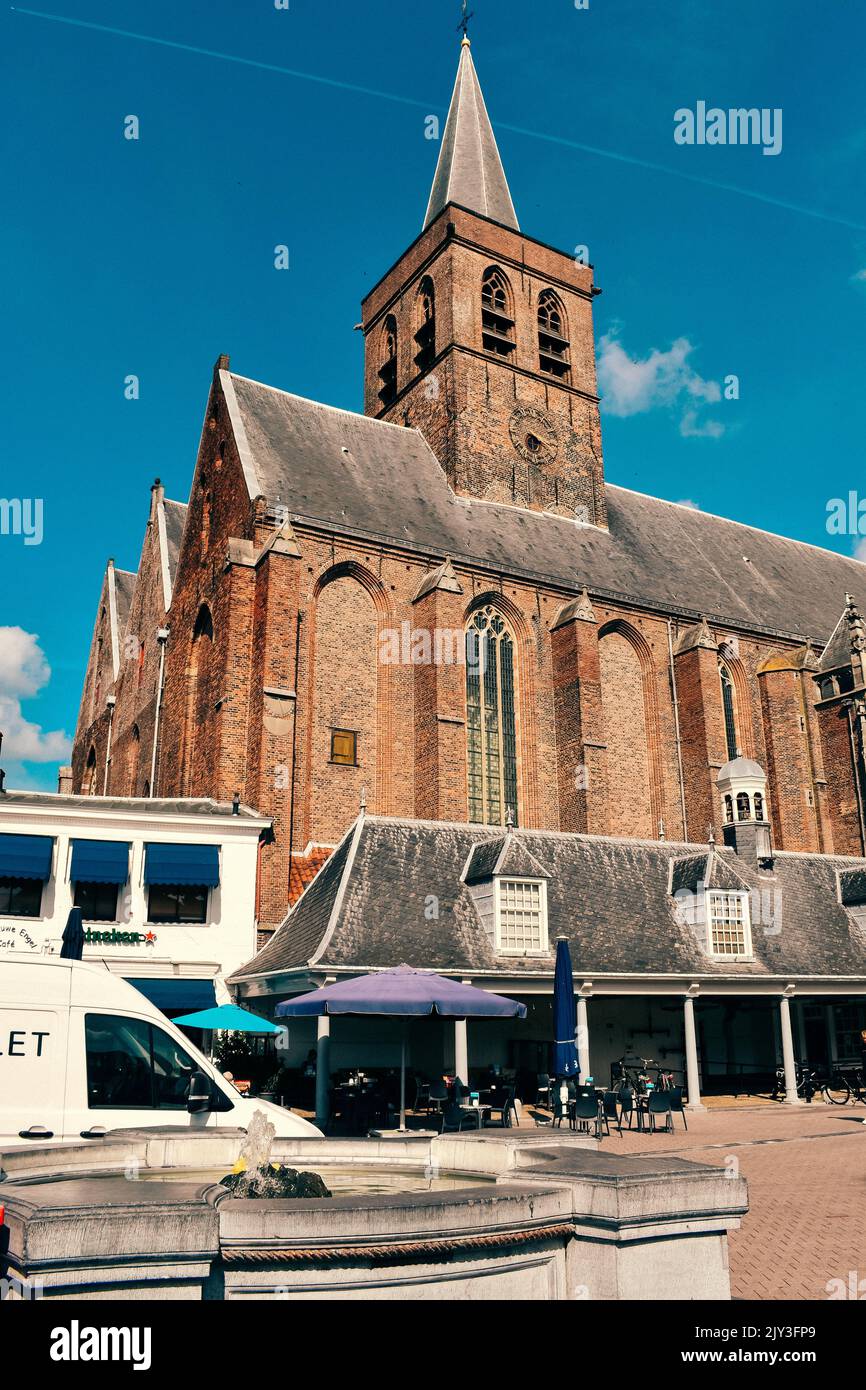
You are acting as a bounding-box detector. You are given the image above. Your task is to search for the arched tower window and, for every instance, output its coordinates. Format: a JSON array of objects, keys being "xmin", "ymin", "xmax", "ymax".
[
  {"xmin": 736, "ymin": 791, "xmax": 751, "ymax": 821},
  {"xmin": 465, "ymin": 605, "xmax": 518, "ymax": 825},
  {"xmin": 719, "ymin": 662, "xmax": 739, "ymax": 761},
  {"xmin": 724, "ymin": 794, "xmax": 734, "ymax": 824},
  {"xmin": 414, "ymin": 277, "xmax": 436, "ymax": 372},
  {"xmin": 378, "ymin": 315, "xmax": 398, "ymax": 406},
  {"xmin": 754, "ymin": 792, "xmax": 765, "ymax": 821},
  {"xmin": 538, "ymin": 289, "xmax": 570, "ymax": 379},
  {"xmin": 481, "ymin": 267, "xmax": 515, "ymax": 357}
]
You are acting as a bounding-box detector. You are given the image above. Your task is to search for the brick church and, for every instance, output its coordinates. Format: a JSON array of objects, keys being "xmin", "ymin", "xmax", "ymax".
[{"xmin": 71, "ymin": 32, "xmax": 866, "ymax": 968}]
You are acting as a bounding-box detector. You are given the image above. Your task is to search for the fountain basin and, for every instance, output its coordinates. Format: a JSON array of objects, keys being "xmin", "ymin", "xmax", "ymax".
[{"xmin": 0, "ymin": 1127, "xmax": 747, "ymax": 1301}]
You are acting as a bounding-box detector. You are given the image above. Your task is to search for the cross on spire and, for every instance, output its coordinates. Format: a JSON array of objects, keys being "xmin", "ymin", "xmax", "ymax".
[{"xmin": 458, "ymin": 1, "xmax": 474, "ymax": 40}]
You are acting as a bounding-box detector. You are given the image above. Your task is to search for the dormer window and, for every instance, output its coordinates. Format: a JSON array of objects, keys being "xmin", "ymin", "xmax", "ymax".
[
  {"xmin": 707, "ymin": 890, "xmax": 752, "ymax": 958},
  {"xmin": 495, "ymin": 878, "xmax": 548, "ymax": 954}
]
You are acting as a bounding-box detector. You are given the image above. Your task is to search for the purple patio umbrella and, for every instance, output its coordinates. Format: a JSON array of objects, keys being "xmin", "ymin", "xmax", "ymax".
[{"xmin": 277, "ymin": 965, "xmax": 527, "ymax": 1131}]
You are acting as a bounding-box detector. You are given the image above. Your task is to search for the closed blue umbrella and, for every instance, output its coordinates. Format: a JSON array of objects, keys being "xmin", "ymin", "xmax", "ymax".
[
  {"xmin": 552, "ymin": 936, "xmax": 579, "ymax": 1079},
  {"xmin": 59, "ymin": 906, "xmax": 85, "ymax": 961}
]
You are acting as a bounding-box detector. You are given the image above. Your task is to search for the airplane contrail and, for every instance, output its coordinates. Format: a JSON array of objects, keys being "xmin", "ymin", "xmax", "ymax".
[{"xmin": 11, "ymin": 6, "xmax": 866, "ymax": 233}]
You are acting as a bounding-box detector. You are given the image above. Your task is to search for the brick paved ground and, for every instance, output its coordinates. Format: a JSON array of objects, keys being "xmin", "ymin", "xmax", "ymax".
[{"xmin": 584, "ymin": 1101, "xmax": 866, "ymax": 1300}]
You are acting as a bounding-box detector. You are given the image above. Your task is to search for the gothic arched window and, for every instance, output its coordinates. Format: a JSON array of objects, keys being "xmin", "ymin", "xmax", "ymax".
[
  {"xmin": 736, "ymin": 791, "xmax": 751, "ymax": 821},
  {"xmin": 719, "ymin": 663, "xmax": 738, "ymax": 761},
  {"xmin": 378, "ymin": 315, "xmax": 398, "ymax": 406},
  {"xmin": 465, "ymin": 605, "xmax": 518, "ymax": 825},
  {"xmin": 481, "ymin": 267, "xmax": 515, "ymax": 357},
  {"xmin": 414, "ymin": 277, "xmax": 436, "ymax": 372},
  {"xmin": 538, "ymin": 289, "xmax": 570, "ymax": 379}
]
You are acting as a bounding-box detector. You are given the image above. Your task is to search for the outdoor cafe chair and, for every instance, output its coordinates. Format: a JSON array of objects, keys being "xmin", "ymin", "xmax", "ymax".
[
  {"xmin": 484, "ymin": 1086, "xmax": 517, "ymax": 1128},
  {"xmin": 619, "ymin": 1086, "xmax": 639, "ymax": 1131},
  {"xmin": 428, "ymin": 1079, "xmax": 449, "ymax": 1116},
  {"xmin": 440, "ymin": 1101, "xmax": 478, "ymax": 1134},
  {"xmin": 667, "ymin": 1085, "xmax": 688, "ymax": 1131},
  {"xmin": 572, "ymin": 1092, "xmax": 603, "ymax": 1139},
  {"xmin": 602, "ymin": 1089, "xmax": 622, "ymax": 1137},
  {"xmin": 413, "ymin": 1077, "xmax": 431, "ymax": 1113},
  {"xmin": 535, "ymin": 1073, "xmax": 551, "ymax": 1108},
  {"xmin": 646, "ymin": 1091, "xmax": 674, "ymax": 1134}
]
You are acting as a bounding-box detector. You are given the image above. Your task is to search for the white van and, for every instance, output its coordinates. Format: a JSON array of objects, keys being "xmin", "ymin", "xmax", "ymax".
[{"xmin": 0, "ymin": 956, "xmax": 321, "ymax": 1145}]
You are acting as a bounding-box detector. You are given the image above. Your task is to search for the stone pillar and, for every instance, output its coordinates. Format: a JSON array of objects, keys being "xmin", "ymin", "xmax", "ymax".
[
  {"xmin": 683, "ymin": 996, "xmax": 704, "ymax": 1110},
  {"xmin": 453, "ymin": 1017, "xmax": 469, "ymax": 1087},
  {"xmin": 576, "ymin": 995, "xmax": 591, "ymax": 1082},
  {"xmin": 778, "ymin": 996, "xmax": 801, "ymax": 1105},
  {"xmin": 550, "ymin": 591, "xmax": 608, "ymax": 835},
  {"xmin": 315, "ymin": 1015, "xmax": 331, "ymax": 1129}
]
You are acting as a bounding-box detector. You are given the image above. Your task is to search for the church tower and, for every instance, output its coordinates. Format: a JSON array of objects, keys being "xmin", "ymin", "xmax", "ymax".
[{"xmin": 361, "ymin": 37, "xmax": 607, "ymax": 526}]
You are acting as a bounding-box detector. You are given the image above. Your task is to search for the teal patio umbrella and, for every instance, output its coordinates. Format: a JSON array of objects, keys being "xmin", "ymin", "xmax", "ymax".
[{"xmin": 173, "ymin": 1003, "xmax": 283, "ymax": 1033}]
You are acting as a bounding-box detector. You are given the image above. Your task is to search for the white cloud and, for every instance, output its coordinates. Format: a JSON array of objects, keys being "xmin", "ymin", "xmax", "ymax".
[
  {"xmin": 675, "ymin": 498, "xmax": 701, "ymax": 509},
  {"xmin": 0, "ymin": 628, "xmax": 72, "ymax": 783},
  {"xmin": 852, "ymin": 269, "xmax": 866, "ymax": 284},
  {"xmin": 597, "ymin": 332, "xmax": 724, "ymax": 438}
]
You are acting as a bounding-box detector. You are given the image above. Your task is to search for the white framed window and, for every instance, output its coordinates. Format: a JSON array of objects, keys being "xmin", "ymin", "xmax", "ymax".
[
  {"xmin": 495, "ymin": 878, "xmax": 548, "ymax": 955},
  {"xmin": 706, "ymin": 890, "xmax": 752, "ymax": 958}
]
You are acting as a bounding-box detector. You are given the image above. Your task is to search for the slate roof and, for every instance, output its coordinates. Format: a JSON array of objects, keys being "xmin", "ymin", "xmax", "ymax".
[
  {"xmin": 162, "ymin": 499, "xmax": 188, "ymax": 583},
  {"xmin": 224, "ymin": 373, "xmax": 866, "ymax": 645},
  {"xmin": 229, "ymin": 816, "xmax": 866, "ymax": 984},
  {"xmin": 113, "ymin": 568, "xmax": 136, "ymax": 632},
  {"xmin": 423, "ymin": 40, "xmax": 518, "ymax": 232}
]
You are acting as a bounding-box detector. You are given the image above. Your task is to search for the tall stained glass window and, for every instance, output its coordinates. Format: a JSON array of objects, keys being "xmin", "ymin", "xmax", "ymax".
[
  {"xmin": 466, "ymin": 605, "xmax": 518, "ymax": 824},
  {"xmin": 719, "ymin": 663, "xmax": 738, "ymax": 761}
]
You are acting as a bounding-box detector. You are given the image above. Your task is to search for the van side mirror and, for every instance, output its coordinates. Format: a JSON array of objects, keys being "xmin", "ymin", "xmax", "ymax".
[{"xmin": 187, "ymin": 1070, "xmax": 214, "ymax": 1114}]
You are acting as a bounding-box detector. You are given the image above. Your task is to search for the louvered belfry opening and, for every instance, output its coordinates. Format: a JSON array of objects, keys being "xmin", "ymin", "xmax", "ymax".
[
  {"xmin": 538, "ymin": 289, "xmax": 570, "ymax": 379},
  {"xmin": 481, "ymin": 267, "xmax": 516, "ymax": 357}
]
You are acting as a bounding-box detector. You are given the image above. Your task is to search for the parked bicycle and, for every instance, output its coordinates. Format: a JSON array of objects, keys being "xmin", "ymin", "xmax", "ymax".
[
  {"xmin": 771, "ymin": 1061, "xmax": 866, "ymax": 1104},
  {"xmin": 610, "ymin": 1056, "xmax": 679, "ymax": 1096}
]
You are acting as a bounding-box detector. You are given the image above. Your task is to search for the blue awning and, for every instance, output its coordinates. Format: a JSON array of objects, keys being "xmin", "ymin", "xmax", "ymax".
[
  {"xmin": 0, "ymin": 833, "xmax": 54, "ymax": 881},
  {"xmin": 125, "ymin": 978, "xmax": 218, "ymax": 1015},
  {"xmin": 143, "ymin": 843, "xmax": 220, "ymax": 887},
  {"xmin": 71, "ymin": 839, "xmax": 130, "ymax": 885}
]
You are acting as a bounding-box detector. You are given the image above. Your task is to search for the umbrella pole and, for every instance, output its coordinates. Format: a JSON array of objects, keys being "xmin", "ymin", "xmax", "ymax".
[{"xmin": 399, "ymin": 1029, "xmax": 407, "ymax": 1132}]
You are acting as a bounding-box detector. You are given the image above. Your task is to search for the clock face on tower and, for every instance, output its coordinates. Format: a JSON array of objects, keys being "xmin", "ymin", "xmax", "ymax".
[{"xmin": 508, "ymin": 406, "xmax": 559, "ymax": 468}]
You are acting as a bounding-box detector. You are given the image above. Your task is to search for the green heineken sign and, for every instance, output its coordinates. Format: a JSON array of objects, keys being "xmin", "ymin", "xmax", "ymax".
[{"xmin": 84, "ymin": 929, "xmax": 158, "ymax": 947}]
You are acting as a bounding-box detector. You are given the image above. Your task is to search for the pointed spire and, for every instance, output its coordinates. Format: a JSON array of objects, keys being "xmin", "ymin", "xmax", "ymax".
[{"xmin": 424, "ymin": 40, "xmax": 518, "ymax": 231}]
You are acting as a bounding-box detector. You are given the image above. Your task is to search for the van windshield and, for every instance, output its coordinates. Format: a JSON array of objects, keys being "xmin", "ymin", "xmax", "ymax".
[{"xmin": 85, "ymin": 1013, "xmax": 201, "ymax": 1109}]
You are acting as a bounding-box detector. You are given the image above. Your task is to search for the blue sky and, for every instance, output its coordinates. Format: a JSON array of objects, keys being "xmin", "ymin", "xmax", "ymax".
[{"xmin": 2, "ymin": 0, "xmax": 865, "ymax": 789}]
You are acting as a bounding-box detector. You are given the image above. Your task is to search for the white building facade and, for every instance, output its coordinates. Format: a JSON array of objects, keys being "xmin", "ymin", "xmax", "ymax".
[{"xmin": 0, "ymin": 792, "xmax": 271, "ymax": 1014}]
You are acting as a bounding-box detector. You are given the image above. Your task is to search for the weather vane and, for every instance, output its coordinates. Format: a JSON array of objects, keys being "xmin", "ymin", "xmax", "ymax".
[{"xmin": 458, "ymin": 1, "xmax": 474, "ymax": 39}]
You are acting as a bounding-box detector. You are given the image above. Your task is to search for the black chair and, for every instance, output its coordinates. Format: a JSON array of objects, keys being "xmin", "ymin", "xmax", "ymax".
[
  {"xmin": 619, "ymin": 1086, "xmax": 639, "ymax": 1131},
  {"xmin": 484, "ymin": 1086, "xmax": 517, "ymax": 1128},
  {"xmin": 413, "ymin": 1077, "xmax": 431, "ymax": 1114},
  {"xmin": 550, "ymin": 1080, "xmax": 574, "ymax": 1128},
  {"xmin": 602, "ymin": 1090, "xmax": 622, "ymax": 1137},
  {"xmin": 572, "ymin": 1092, "xmax": 603, "ymax": 1139},
  {"xmin": 646, "ymin": 1091, "xmax": 673, "ymax": 1134},
  {"xmin": 668, "ymin": 1085, "xmax": 688, "ymax": 1131},
  {"xmin": 440, "ymin": 1101, "xmax": 476, "ymax": 1134},
  {"xmin": 535, "ymin": 1073, "xmax": 552, "ymax": 1109},
  {"xmin": 427, "ymin": 1078, "xmax": 449, "ymax": 1117}
]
